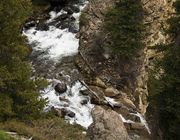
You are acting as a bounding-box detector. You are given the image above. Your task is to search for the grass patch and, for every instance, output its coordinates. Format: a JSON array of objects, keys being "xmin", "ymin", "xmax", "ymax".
[
  {"xmin": 0, "ymin": 130, "xmax": 17, "ymax": 140},
  {"xmin": 0, "ymin": 118, "xmax": 88, "ymax": 140},
  {"xmin": 80, "ymin": 13, "xmax": 88, "ymax": 26}
]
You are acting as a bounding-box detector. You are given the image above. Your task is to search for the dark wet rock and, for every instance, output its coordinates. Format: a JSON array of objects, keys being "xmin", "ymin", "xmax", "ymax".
[
  {"xmin": 50, "ymin": 0, "xmax": 68, "ymax": 7},
  {"xmin": 67, "ymin": 111, "xmax": 75, "ymax": 117},
  {"xmin": 80, "ymin": 89, "xmax": 90, "ymax": 96},
  {"xmin": 55, "ymin": 83, "xmax": 67, "ymax": 94},
  {"xmin": 47, "ymin": 20, "xmax": 58, "ymax": 26},
  {"xmin": 55, "ymin": 14, "xmax": 69, "ymax": 21},
  {"xmin": 36, "ymin": 23, "xmax": 49, "ymax": 31},
  {"xmin": 70, "ymin": 5, "xmax": 80, "ymax": 13},
  {"xmin": 69, "ymin": 23, "xmax": 79, "ymax": 33},
  {"xmin": 60, "ymin": 22, "xmax": 70, "ymax": 29},
  {"xmin": 61, "ymin": 108, "xmax": 76, "ymax": 118},
  {"xmin": 24, "ymin": 21, "xmax": 37, "ymax": 30},
  {"xmin": 53, "ymin": 6, "xmax": 63, "ymax": 12},
  {"xmin": 70, "ymin": 16, "xmax": 76, "ymax": 21},
  {"xmin": 81, "ymin": 99, "xmax": 88, "ymax": 105},
  {"xmin": 63, "ymin": 6, "xmax": 74, "ymax": 15}
]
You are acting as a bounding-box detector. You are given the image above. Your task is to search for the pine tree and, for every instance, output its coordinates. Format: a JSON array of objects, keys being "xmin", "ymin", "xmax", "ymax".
[{"xmin": 0, "ymin": 0, "xmax": 47, "ymax": 121}]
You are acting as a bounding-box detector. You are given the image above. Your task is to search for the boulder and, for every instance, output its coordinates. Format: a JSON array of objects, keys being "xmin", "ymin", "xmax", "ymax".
[
  {"xmin": 104, "ymin": 87, "xmax": 120, "ymax": 97},
  {"xmin": 69, "ymin": 23, "xmax": 79, "ymax": 33},
  {"xmin": 88, "ymin": 106, "xmax": 129, "ymax": 140},
  {"xmin": 119, "ymin": 97, "xmax": 136, "ymax": 110},
  {"xmin": 61, "ymin": 108, "xmax": 75, "ymax": 118},
  {"xmin": 36, "ymin": 23, "xmax": 49, "ymax": 31},
  {"xmin": 67, "ymin": 111, "xmax": 75, "ymax": 118},
  {"xmin": 55, "ymin": 83, "xmax": 67, "ymax": 94},
  {"xmin": 130, "ymin": 123, "xmax": 146, "ymax": 130},
  {"xmin": 94, "ymin": 77, "xmax": 106, "ymax": 88},
  {"xmin": 24, "ymin": 21, "xmax": 36, "ymax": 30}
]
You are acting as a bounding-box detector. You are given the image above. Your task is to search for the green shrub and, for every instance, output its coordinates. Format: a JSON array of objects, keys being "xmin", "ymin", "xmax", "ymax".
[
  {"xmin": 0, "ymin": 119, "xmax": 88, "ymax": 140},
  {"xmin": 0, "ymin": 130, "xmax": 17, "ymax": 140},
  {"xmin": 80, "ymin": 13, "xmax": 88, "ymax": 26}
]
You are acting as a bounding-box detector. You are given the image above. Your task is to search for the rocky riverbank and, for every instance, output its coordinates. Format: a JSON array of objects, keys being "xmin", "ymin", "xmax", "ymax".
[{"xmin": 22, "ymin": 0, "xmax": 175, "ymax": 139}]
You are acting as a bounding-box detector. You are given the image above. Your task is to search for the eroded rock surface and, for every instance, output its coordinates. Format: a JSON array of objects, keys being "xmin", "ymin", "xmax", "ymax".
[{"xmin": 88, "ymin": 106, "xmax": 129, "ymax": 140}]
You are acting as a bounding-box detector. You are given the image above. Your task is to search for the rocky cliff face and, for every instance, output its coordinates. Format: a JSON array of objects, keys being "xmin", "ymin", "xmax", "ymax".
[{"xmin": 77, "ymin": 0, "xmax": 175, "ymax": 139}]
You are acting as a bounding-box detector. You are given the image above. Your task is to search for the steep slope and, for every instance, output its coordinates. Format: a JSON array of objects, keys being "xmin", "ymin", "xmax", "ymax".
[{"xmin": 77, "ymin": 0, "xmax": 175, "ymax": 139}]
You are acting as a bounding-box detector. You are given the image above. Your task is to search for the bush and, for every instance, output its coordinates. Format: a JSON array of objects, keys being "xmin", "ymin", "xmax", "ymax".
[
  {"xmin": 0, "ymin": 130, "xmax": 16, "ymax": 140},
  {"xmin": 0, "ymin": 119, "xmax": 88, "ymax": 140},
  {"xmin": 80, "ymin": 13, "xmax": 88, "ymax": 26}
]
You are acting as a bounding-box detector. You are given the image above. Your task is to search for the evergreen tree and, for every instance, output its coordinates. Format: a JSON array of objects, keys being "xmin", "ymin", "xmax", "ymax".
[
  {"xmin": 148, "ymin": 1, "xmax": 180, "ymax": 139},
  {"xmin": 0, "ymin": 0, "xmax": 47, "ymax": 121},
  {"xmin": 105, "ymin": 0, "xmax": 144, "ymax": 59}
]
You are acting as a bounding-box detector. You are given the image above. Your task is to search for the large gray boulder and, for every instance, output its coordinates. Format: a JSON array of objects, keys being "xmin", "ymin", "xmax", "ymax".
[{"xmin": 88, "ymin": 106, "xmax": 129, "ymax": 140}]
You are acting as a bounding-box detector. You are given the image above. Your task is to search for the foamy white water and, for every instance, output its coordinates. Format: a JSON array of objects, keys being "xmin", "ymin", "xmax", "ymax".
[
  {"xmin": 23, "ymin": 2, "xmax": 87, "ymax": 61},
  {"xmin": 24, "ymin": 27, "xmax": 79, "ymax": 60},
  {"xmin": 43, "ymin": 81, "xmax": 94, "ymax": 128},
  {"xmin": 23, "ymin": 1, "xmax": 94, "ymax": 128},
  {"xmin": 130, "ymin": 112, "xmax": 151, "ymax": 134}
]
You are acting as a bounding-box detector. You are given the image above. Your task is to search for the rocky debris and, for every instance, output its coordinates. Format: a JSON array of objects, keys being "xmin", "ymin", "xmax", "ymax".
[
  {"xmin": 88, "ymin": 106, "xmax": 129, "ymax": 140},
  {"xmin": 54, "ymin": 83, "xmax": 67, "ymax": 94}
]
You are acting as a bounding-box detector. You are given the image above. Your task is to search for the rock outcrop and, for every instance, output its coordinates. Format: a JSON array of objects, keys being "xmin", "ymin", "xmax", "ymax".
[
  {"xmin": 78, "ymin": 0, "xmax": 175, "ymax": 139},
  {"xmin": 88, "ymin": 106, "xmax": 129, "ymax": 140}
]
